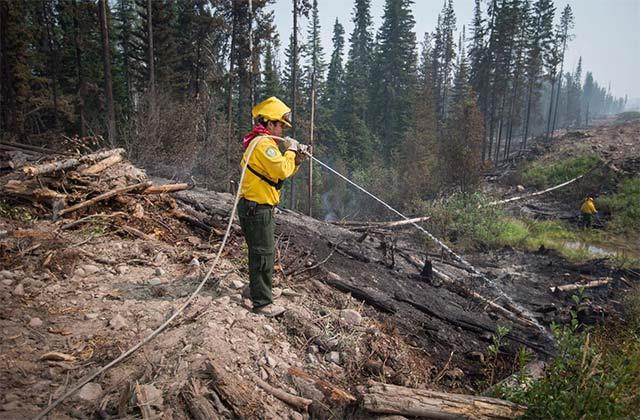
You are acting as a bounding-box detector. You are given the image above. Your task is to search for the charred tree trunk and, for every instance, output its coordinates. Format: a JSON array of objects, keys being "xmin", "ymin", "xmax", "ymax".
[
  {"xmin": 72, "ymin": 0, "xmax": 86, "ymax": 137},
  {"xmin": 98, "ymin": 0, "xmax": 117, "ymax": 146},
  {"xmin": 146, "ymin": 0, "xmax": 155, "ymax": 114}
]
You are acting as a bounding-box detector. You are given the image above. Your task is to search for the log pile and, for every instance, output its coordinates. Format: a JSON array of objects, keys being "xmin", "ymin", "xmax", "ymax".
[{"xmin": 0, "ymin": 145, "xmax": 193, "ymax": 222}]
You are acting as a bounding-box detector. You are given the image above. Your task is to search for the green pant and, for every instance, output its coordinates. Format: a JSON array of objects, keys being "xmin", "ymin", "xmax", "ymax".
[{"xmin": 238, "ymin": 198, "xmax": 275, "ymax": 308}]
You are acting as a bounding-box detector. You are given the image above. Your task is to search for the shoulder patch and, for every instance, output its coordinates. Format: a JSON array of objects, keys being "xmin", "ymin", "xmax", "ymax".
[{"xmin": 265, "ymin": 147, "xmax": 278, "ymax": 158}]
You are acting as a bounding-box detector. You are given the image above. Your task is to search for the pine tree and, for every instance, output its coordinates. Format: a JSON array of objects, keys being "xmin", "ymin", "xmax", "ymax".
[
  {"xmin": 323, "ymin": 19, "xmax": 344, "ymax": 119},
  {"xmin": 260, "ymin": 36, "xmax": 281, "ymax": 99},
  {"xmin": 583, "ymin": 71, "xmax": 594, "ymax": 127},
  {"xmin": 468, "ymin": 0, "xmax": 485, "ymax": 90},
  {"xmin": 522, "ymin": 0, "xmax": 555, "ymax": 150},
  {"xmin": 0, "ymin": 0, "xmax": 30, "ymax": 138},
  {"xmin": 549, "ymin": 4, "xmax": 574, "ymax": 136},
  {"xmin": 399, "ymin": 32, "xmax": 438, "ymax": 202},
  {"xmin": 371, "ymin": 0, "xmax": 418, "ymax": 161},
  {"xmin": 432, "ymin": 0, "xmax": 457, "ymax": 122},
  {"xmin": 318, "ymin": 18, "xmax": 346, "ymax": 158},
  {"xmin": 442, "ymin": 40, "xmax": 483, "ymax": 192},
  {"xmin": 340, "ymin": 0, "xmax": 376, "ymax": 170}
]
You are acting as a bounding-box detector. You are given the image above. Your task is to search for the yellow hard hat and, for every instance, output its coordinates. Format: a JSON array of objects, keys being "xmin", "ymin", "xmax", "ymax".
[{"xmin": 252, "ymin": 96, "xmax": 292, "ymax": 127}]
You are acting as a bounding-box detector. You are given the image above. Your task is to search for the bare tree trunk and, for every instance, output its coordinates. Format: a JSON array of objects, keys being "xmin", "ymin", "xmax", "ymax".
[
  {"xmin": 522, "ymin": 78, "xmax": 535, "ymax": 151},
  {"xmin": 146, "ymin": 0, "xmax": 155, "ymax": 114},
  {"xmin": 289, "ymin": 0, "xmax": 298, "ymax": 210},
  {"xmin": 98, "ymin": 0, "xmax": 117, "ymax": 146},
  {"xmin": 551, "ymin": 38, "xmax": 567, "ymax": 134},
  {"xmin": 248, "ymin": 0, "xmax": 254, "ymax": 119},
  {"xmin": 72, "ymin": 0, "xmax": 86, "ymax": 137},
  {"xmin": 225, "ymin": 3, "xmax": 237, "ymax": 191},
  {"xmin": 308, "ymin": 86, "xmax": 315, "ymax": 217},
  {"xmin": 43, "ymin": 0, "xmax": 59, "ymax": 129},
  {"xmin": 545, "ymin": 78, "xmax": 556, "ymax": 140}
]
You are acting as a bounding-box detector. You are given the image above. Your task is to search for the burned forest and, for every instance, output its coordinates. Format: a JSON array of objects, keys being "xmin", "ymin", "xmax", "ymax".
[{"xmin": 1, "ymin": 0, "xmax": 639, "ymax": 419}]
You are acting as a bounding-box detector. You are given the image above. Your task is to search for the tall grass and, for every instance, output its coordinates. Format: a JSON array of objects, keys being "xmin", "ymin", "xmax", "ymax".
[
  {"xmin": 416, "ymin": 194, "xmax": 585, "ymax": 260},
  {"xmin": 600, "ymin": 177, "xmax": 640, "ymax": 234},
  {"xmin": 522, "ymin": 154, "xmax": 600, "ymax": 189}
]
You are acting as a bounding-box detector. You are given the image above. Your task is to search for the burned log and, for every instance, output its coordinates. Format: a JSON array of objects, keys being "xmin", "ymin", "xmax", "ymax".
[
  {"xmin": 357, "ymin": 381, "xmax": 526, "ymax": 419},
  {"xmin": 323, "ymin": 271, "xmax": 396, "ymax": 314}
]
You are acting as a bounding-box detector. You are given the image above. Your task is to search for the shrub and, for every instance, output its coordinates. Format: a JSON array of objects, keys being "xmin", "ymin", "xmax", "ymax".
[
  {"xmin": 497, "ymin": 316, "xmax": 640, "ymax": 419},
  {"xmin": 600, "ymin": 177, "xmax": 640, "ymax": 234},
  {"xmin": 522, "ymin": 154, "xmax": 600, "ymax": 189}
]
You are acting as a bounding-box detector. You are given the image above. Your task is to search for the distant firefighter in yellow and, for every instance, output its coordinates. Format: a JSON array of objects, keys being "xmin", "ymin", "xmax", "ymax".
[{"xmin": 580, "ymin": 196, "xmax": 597, "ymax": 227}]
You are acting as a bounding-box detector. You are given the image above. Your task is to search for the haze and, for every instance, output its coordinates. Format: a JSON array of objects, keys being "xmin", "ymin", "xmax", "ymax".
[{"xmin": 272, "ymin": 0, "xmax": 640, "ymax": 102}]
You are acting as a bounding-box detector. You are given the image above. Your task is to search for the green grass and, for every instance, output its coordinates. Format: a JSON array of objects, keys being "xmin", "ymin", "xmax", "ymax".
[
  {"xmin": 599, "ymin": 177, "xmax": 640, "ymax": 234},
  {"xmin": 495, "ymin": 312, "xmax": 640, "ymax": 418},
  {"xmin": 522, "ymin": 154, "xmax": 600, "ymax": 189},
  {"xmin": 416, "ymin": 194, "xmax": 599, "ymax": 262}
]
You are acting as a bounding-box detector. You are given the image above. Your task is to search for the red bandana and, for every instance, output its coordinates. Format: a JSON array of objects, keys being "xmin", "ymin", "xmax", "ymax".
[{"xmin": 242, "ymin": 123, "xmax": 271, "ymax": 150}]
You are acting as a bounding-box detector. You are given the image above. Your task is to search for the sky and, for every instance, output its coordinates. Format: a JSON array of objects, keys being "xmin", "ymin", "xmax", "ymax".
[{"xmin": 270, "ymin": 0, "xmax": 640, "ymax": 101}]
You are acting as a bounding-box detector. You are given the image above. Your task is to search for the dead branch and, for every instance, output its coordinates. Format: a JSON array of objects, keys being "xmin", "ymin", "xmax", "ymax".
[
  {"xmin": 22, "ymin": 148, "xmax": 124, "ymax": 176},
  {"xmin": 0, "ymin": 141, "xmax": 71, "ymax": 156},
  {"xmin": 134, "ymin": 382, "xmax": 154, "ymax": 419},
  {"xmin": 57, "ymin": 181, "xmax": 151, "ymax": 217},
  {"xmin": 357, "ymin": 381, "xmax": 526, "ymax": 419},
  {"xmin": 250, "ymin": 372, "xmax": 312, "ymax": 411},
  {"xmin": 288, "ymin": 368, "xmax": 356, "ymax": 404},
  {"xmin": 549, "ymin": 278, "xmax": 611, "ymax": 293},
  {"xmin": 120, "ymin": 225, "xmax": 158, "ymax": 242},
  {"xmin": 337, "ymin": 216, "xmax": 431, "ymax": 230},
  {"xmin": 80, "ymin": 154, "xmax": 123, "ymax": 175},
  {"xmin": 58, "ymin": 212, "xmax": 127, "ymax": 231},
  {"xmin": 143, "ymin": 183, "xmax": 193, "ymax": 195}
]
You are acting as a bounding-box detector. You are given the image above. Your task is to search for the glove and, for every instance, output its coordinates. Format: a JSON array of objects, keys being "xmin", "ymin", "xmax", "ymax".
[
  {"xmin": 283, "ymin": 136, "xmax": 299, "ymax": 152},
  {"xmin": 298, "ymin": 144, "xmax": 311, "ymax": 155}
]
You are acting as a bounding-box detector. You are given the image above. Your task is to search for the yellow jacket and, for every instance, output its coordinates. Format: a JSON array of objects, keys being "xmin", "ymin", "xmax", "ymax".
[
  {"xmin": 240, "ymin": 137, "xmax": 297, "ymax": 206},
  {"xmin": 580, "ymin": 199, "xmax": 597, "ymax": 214}
]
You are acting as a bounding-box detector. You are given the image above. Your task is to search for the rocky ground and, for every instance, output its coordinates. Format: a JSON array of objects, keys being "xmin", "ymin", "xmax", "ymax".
[{"xmin": 1, "ymin": 117, "xmax": 638, "ymax": 419}]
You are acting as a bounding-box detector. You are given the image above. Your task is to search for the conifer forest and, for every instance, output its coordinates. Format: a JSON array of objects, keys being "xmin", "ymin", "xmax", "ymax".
[{"xmin": 0, "ymin": 0, "xmax": 629, "ymax": 216}]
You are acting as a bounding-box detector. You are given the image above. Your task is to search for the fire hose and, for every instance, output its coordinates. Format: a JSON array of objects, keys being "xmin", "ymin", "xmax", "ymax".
[{"xmin": 35, "ymin": 135, "xmax": 547, "ymax": 418}]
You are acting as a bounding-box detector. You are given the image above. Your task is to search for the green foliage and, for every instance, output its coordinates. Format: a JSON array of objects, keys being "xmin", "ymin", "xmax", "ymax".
[
  {"xmin": 600, "ymin": 177, "xmax": 640, "ymax": 233},
  {"xmin": 0, "ymin": 202, "xmax": 33, "ymax": 222},
  {"xmin": 522, "ymin": 154, "xmax": 600, "ymax": 188},
  {"xmin": 486, "ymin": 325, "xmax": 510, "ymax": 385},
  {"xmin": 497, "ymin": 313, "xmax": 640, "ymax": 418},
  {"xmin": 414, "ymin": 194, "xmax": 606, "ymax": 261}
]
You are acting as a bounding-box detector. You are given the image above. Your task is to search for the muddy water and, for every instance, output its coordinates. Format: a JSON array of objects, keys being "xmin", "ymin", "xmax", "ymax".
[{"xmin": 564, "ymin": 240, "xmax": 640, "ymax": 259}]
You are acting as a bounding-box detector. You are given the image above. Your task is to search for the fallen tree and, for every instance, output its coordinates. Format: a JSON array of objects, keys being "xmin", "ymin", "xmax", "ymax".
[{"xmin": 357, "ymin": 381, "xmax": 527, "ymax": 419}]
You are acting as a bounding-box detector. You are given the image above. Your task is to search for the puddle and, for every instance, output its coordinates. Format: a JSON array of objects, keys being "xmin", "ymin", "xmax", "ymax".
[{"xmin": 563, "ymin": 241, "xmax": 640, "ymax": 259}]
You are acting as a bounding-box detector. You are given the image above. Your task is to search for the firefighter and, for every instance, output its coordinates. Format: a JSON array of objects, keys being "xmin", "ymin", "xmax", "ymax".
[
  {"xmin": 580, "ymin": 196, "xmax": 597, "ymax": 228},
  {"xmin": 238, "ymin": 96, "xmax": 307, "ymax": 317}
]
